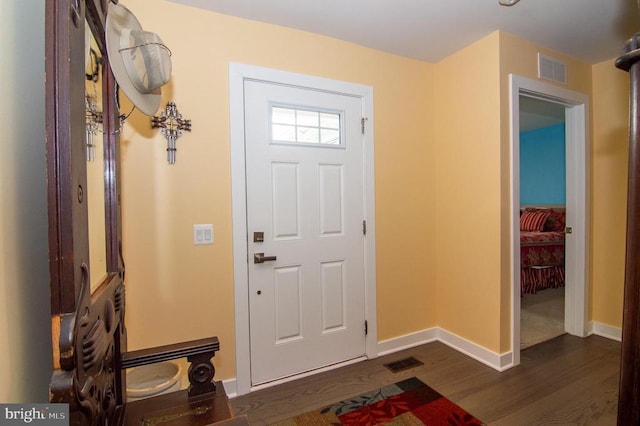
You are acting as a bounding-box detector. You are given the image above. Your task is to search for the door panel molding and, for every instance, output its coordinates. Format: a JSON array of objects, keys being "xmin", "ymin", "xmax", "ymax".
[{"xmin": 229, "ymin": 63, "xmax": 377, "ymax": 395}]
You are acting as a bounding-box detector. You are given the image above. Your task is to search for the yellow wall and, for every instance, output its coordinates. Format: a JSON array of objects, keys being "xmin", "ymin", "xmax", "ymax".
[
  {"xmin": 498, "ymin": 32, "xmax": 594, "ymax": 351},
  {"xmin": 591, "ymin": 59, "xmax": 629, "ymax": 327},
  {"xmin": 0, "ymin": 0, "xmax": 626, "ymax": 403},
  {"xmin": 434, "ymin": 33, "xmax": 503, "ymax": 351},
  {"xmin": 433, "ymin": 30, "xmax": 622, "ymax": 355},
  {"xmin": 499, "ymin": 34, "xmax": 629, "ymax": 334},
  {"xmin": 120, "ymin": 1, "xmax": 629, "ymax": 382},
  {"xmin": 122, "ymin": 0, "xmax": 437, "ymax": 380},
  {"xmin": 498, "ymin": 32, "xmax": 592, "ymax": 93}
]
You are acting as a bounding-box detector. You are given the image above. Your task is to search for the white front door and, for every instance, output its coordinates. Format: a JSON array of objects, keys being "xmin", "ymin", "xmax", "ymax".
[{"xmin": 244, "ymin": 79, "xmax": 366, "ymax": 385}]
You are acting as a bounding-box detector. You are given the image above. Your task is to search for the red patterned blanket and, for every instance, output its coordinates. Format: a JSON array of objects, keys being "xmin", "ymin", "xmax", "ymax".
[
  {"xmin": 520, "ymin": 207, "xmax": 566, "ymax": 295},
  {"xmin": 520, "ymin": 231, "xmax": 565, "ymax": 268}
]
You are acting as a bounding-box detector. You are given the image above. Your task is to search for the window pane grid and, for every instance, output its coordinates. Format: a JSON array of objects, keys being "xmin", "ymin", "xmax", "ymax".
[{"xmin": 271, "ymin": 106, "xmax": 342, "ymax": 147}]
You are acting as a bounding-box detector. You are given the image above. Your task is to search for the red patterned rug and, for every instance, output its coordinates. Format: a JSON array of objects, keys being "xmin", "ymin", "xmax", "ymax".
[{"xmin": 271, "ymin": 377, "xmax": 484, "ymax": 425}]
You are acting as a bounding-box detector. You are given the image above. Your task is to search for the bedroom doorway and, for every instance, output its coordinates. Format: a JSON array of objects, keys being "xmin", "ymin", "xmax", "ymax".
[
  {"xmin": 509, "ymin": 75, "xmax": 590, "ymax": 367},
  {"xmin": 518, "ymin": 96, "xmax": 566, "ymax": 350}
]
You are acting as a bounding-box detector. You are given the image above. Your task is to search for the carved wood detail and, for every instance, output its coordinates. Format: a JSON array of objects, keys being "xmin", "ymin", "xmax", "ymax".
[
  {"xmin": 187, "ymin": 352, "xmax": 217, "ymax": 397},
  {"xmin": 50, "ymin": 272, "xmax": 125, "ymax": 424}
]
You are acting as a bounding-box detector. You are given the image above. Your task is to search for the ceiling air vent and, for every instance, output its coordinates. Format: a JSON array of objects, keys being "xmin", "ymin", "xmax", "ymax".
[{"xmin": 538, "ymin": 53, "xmax": 567, "ymax": 85}]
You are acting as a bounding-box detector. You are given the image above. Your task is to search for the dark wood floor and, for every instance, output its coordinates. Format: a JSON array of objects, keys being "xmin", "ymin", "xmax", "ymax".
[{"xmin": 229, "ymin": 334, "xmax": 621, "ymax": 425}]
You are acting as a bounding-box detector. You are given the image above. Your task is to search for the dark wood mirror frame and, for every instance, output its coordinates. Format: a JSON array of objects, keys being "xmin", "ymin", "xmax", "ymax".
[
  {"xmin": 45, "ymin": 1, "xmax": 231, "ymax": 424},
  {"xmin": 46, "ymin": 1, "xmax": 127, "ymax": 423}
]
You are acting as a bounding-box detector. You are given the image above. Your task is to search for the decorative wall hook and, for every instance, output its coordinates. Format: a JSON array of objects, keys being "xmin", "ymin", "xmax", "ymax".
[{"xmin": 151, "ymin": 101, "xmax": 192, "ymax": 164}]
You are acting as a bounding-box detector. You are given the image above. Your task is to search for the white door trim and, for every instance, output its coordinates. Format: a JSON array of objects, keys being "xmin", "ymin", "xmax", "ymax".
[
  {"xmin": 229, "ymin": 62, "xmax": 377, "ymax": 396},
  {"xmin": 509, "ymin": 74, "xmax": 590, "ymax": 366}
]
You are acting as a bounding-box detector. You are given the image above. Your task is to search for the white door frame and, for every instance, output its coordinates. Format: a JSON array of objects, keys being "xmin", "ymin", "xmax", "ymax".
[
  {"xmin": 510, "ymin": 74, "xmax": 590, "ymax": 366},
  {"xmin": 229, "ymin": 62, "xmax": 377, "ymax": 396}
]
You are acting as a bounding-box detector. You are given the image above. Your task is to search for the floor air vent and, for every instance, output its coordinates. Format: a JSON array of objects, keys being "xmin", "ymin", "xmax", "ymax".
[{"xmin": 383, "ymin": 357, "xmax": 424, "ymax": 373}]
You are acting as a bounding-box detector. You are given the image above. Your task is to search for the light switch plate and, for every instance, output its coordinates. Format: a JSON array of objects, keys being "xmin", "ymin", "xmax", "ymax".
[{"xmin": 194, "ymin": 224, "xmax": 214, "ymax": 245}]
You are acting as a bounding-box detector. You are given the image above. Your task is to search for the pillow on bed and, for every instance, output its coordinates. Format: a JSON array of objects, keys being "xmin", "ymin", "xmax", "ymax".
[
  {"xmin": 544, "ymin": 208, "xmax": 566, "ymax": 232},
  {"xmin": 520, "ymin": 209, "xmax": 550, "ymax": 232}
]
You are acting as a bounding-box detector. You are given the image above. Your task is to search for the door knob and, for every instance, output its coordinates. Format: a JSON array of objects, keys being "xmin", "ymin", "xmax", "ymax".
[{"xmin": 254, "ymin": 253, "xmax": 277, "ymax": 264}]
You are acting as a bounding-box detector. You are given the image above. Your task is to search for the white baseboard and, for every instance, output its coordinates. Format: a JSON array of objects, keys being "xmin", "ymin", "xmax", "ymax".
[
  {"xmin": 221, "ymin": 378, "xmax": 237, "ymax": 398},
  {"xmin": 377, "ymin": 327, "xmax": 513, "ymax": 372},
  {"xmin": 437, "ymin": 328, "xmax": 513, "ymax": 371},
  {"xmin": 590, "ymin": 321, "xmax": 622, "ymax": 342},
  {"xmin": 377, "ymin": 328, "xmax": 438, "ymax": 356}
]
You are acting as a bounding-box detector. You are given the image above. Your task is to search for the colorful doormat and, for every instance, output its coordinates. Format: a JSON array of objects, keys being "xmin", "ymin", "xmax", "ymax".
[{"xmin": 271, "ymin": 377, "xmax": 484, "ymax": 425}]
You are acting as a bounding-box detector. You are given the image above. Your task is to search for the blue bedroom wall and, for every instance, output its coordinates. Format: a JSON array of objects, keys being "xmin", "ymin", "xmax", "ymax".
[{"xmin": 520, "ymin": 123, "xmax": 566, "ymax": 205}]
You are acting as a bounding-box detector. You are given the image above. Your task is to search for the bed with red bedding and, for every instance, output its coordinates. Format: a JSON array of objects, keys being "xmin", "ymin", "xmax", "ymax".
[{"xmin": 520, "ymin": 206, "xmax": 566, "ymax": 295}]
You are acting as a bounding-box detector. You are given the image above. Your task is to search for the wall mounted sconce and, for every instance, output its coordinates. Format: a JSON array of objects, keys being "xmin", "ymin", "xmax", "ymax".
[
  {"xmin": 499, "ymin": 0, "xmax": 521, "ymax": 5},
  {"xmin": 151, "ymin": 102, "xmax": 192, "ymax": 164}
]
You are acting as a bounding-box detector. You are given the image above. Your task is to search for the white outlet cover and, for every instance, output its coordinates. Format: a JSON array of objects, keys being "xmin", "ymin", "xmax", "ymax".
[{"xmin": 194, "ymin": 224, "xmax": 214, "ymax": 245}]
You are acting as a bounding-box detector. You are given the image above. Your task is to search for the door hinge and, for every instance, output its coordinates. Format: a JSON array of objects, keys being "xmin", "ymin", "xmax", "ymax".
[
  {"xmin": 361, "ymin": 117, "xmax": 368, "ymax": 134},
  {"xmin": 365, "ymin": 320, "xmax": 368, "ymax": 335},
  {"xmin": 362, "ymin": 220, "xmax": 367, "ymax": 235}
]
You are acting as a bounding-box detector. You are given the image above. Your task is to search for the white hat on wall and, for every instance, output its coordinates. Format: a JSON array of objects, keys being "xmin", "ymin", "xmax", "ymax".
[{"xmin": 106, "ymin": 2, "xmax": 172, "ymax": 116}]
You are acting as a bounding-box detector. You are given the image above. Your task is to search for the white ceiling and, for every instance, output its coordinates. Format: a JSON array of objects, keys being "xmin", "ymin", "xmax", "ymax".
[
  {"xmin": 165, "ymin": 0, "xmax": 636, "ymax": 131},
  {"xmin": 167, "ymin": 0, "xmax": 638, "ymax": 64}
]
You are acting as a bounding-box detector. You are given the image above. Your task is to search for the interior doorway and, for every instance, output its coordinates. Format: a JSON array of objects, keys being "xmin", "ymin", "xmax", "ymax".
[
  {"xmin": 518, "ymin": 96, "xmax": 566, "ymax": 350},
  {"xmin": 510, "ymin": 75, "xmax": 590, "ymax": 367}
]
